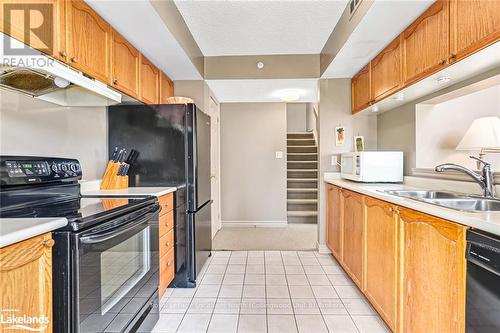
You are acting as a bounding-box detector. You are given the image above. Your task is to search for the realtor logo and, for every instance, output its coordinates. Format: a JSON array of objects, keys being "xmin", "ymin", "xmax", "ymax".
[
  {"xmin": 3, "ymin": 3, "xmax": 53, "ymax": 55},
  {"xmin": 0, "ymin": 308, "xmax": 49, "ymax": 332}
]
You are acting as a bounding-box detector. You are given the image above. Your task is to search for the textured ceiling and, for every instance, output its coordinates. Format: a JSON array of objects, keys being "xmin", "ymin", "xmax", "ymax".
[{"xmin": 175, "ymin": 0, "xmax": 347, "ymax": 56}]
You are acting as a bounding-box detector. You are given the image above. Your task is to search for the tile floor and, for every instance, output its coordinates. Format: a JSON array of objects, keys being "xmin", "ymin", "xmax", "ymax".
[{"xmin": 152, "ymin": 251, "xmax": 390, "ymax": 333}]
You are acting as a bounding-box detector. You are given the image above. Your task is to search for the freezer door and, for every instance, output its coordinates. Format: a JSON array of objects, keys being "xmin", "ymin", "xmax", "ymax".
[{"xmin": 193, "ymin": 202, "xmax": 212, "ymax": 278}]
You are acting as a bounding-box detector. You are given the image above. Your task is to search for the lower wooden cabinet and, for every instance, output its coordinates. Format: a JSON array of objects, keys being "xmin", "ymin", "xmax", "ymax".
[
  {"xmin": 158, "ymin": 193, "xmax": 175, "ymax": 297},
  {"xmin": 364, "ymin": 197, "xmax": 398, "ymax": 332},
  {"xmin": 341, "ymin": 189, "xmax": 364, "ymax": 288},
  {"xmin": 0, "ymin": 233, "xmax": 54, "ymax": 333},
  {"xmin": 326, "ymin": 184, "xmax": 342, "ymax": 261},
  {"xmin": 398, "ymin": 207, "xmax": 466, "ymax": 333}
]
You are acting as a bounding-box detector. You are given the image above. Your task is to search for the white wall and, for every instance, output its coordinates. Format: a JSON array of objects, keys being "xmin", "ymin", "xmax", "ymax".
[
  {"xmin": 0, "ymin": 90, "xmax": 108, "ymax": 180},
  {"xmin": 317, "ymin": 79, "xmax": 377, "ymax": 249},
  {"xmin": 416, "ymin": 85, "xmax": 500, "ymax": 171},
  {"xmin": 220, "ymin": 102, "xmax": 287, "ymax": 225},
  {"xmin": 286, "ymin": 103, "xmax": 307, "ymax": 132}
]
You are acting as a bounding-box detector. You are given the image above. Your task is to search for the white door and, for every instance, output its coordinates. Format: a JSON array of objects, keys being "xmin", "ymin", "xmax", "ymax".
[{"xmin": 209, "ymin": 97, "xmax": 221, "ymax": 238}]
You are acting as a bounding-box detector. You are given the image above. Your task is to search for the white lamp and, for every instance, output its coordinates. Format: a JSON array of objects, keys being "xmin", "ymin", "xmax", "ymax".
[{"xmin": 456, "ymin": 116, "xmax": 500, "ymax": 161}]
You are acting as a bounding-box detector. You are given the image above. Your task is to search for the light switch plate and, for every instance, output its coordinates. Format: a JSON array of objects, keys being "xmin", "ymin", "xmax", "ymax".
[
  {"xmin": 331, "ymin": 155, "xmax": 338, "ymax": 166},
  {"xmin": 275, "ymin": 151, "xmax": 283, "ymax": 159}
]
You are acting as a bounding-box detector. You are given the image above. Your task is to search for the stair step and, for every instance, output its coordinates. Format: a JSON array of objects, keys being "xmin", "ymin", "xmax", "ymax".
[
  {"xmin": 288, "ymin": 169, "xmax": 318, "ymax": 179},
  {"xmin": 287, "ymin": 133, "xmax": 314, "ymax": 139},
  {"xmin": 287, "ymin": 188, "xmax": 318, "ymax": 192},
  {"xmin": 287, "ymin": 211, "xmax": 318, "ymax": 217},
  {"xmin": 288, "ymin": 202, "xmax": 317, "ymax": 211},
  {"xmin": 287, "ymin": 139, "xmax": 316, "ymax": 146},
  {"xmin": 288, "ymin": 146, "xmax": 318, "ymax": 153},
  {"xmin": 287, "ymin": 153, "xmax": 318, "ymax": 161},
  {"xmin": 288, "ymin": 161, "xmax": 318, "ymax": 169},
  {"xmin": 287, "ymin": 215, "xmax": 318, "ymax": 224}
]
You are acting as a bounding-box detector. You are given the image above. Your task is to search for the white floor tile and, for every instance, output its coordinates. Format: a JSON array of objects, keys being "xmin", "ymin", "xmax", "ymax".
[
  {"xmin": 300, "ymin": 258, "xmax": 320, "ymax": 266},
  {"xmin": 207, "ymin": 265, "xmax": 227, "ymax": 274},
  {"xmin": 243, "ymin": 285, "xmax": 266, "ymax": 298},
  {"xmin": 247, "ymin": 257, "xmax": 265, "ymax": 265},
  {"xmin": 266, "ymin": 285, "xmax": 290, "ymax": 299},
  {"xmin": 246, "ymin": 264, "xmax": 265, "ymax": 274},
  {"xmin": 238, "ymin": 314, "xmax": 267, "ymax": 333},
  {"xmin": 213, "ymin": 298, "xmax": 241, "ymax": 314},
  {"xmin": 322, "ymin": 266, "xmax": 344, "ymax": 274},
  {"xmin": 229, "ymin": 256, "xmax": 247, "ymax": 265},
  {"xmin": 286, "ymin": 274, "xmax": 309, "ymax": 286},
  {"xmin": 266, "ymin": 274, "xmax": 287, "ymax": 286},
  {"xmin": 240, "ymin": 298, "xmax": 267, "ymax": 314},
  {"xmin": 295, "ymin": 314, "xmax": 328, "ymax": 333},
  {"xmin": 343, "ymin": 298, "xmax": 376, "ymax": 315},
  {"xmin": 187, "ymin": 298, "xmax": 216, "ymax": 314},
  {"xmin": 226, "ymin": 265, "xmax": 245, "ymax": 274},
  {"xmin": 213, "ymin": 251, "xmax": 231, "ymax": 258},
  {"xmin": 219, "ymin": 284, "xmax": 243, "ymax": 298},
  {"xmin": 351, "ymin": 315, "xmax": 391, "ymax": 333},
  {"xmin": 223, "ymin": 274, "xmax": 244, "ymax": 285},
  {"xmin": 211, "ymin": 257, "xmax": 230, "ymax": 265},
  {"xmin": 283, "ymin": 257, "xmax": 301, "ymax": 265},
  {"xmin": 161, "ymin": 298, "xmax": 191, "ymax": 314},
  {"xmin": 327, "ymin": 274, "xmax": 354, "ymax": 286},
  {"xmin": 323, "ymin": 314, "xmax": 359, "ymax": 333},
  {"xmin": 289, "ymin": 285, "xmax": 314, "ymax": 298},
  {"xmin": 318, "ymin": 257, "xmax": 339, "ymax": 266},
  {"xmin": 177, "ymin": 314, "xmax": 211, "ymax": 333},
  {"xmin": 312, "ymin": 285, "xmax": 339, "ymax": 299},
  {"xmin": 307, "ymin": 274, "xmax": 331, "ymax": 286},
  {"xmin": 201, "ymin": 274, "xmax": 224, "ymax": 285},
  {"xmin": 297, "ymin": 251, "xmax": 316, "ymax": 258},
  {"xmin": 151, "ymin": 314, "xmax": 183, "ymax": 333},
  {"xmin": 267, "ymin": 315, "xmax": 298, "ymax": 333},
  {"xmin": 245, "ymin": 274, "xmax": 265, "ymax": 285},
  {"xmin": 207, "ymin": 314, "xmax": 239, "ymax": 333},
  {"xmin": 284, "ymin": 265, "xmax": 305, "ymax": 275},
  {"xmin": 195, "ymin": 284, "xmax": 221, "ymax": 298},
  {"xmin": 267, "ymin": 298, "xmax": 293, "ymax": 315},
  {"xmin": 248, "ymin": 250, "xmax": 264, "ymax": 258},
  {"xmin": 170, "ymin": 287, "xmax": 197, "ymax": 298},
  {"xmin": 303, "ymin": 265, "xmax": 325, "ymax": 275},
  {"xmin": 316, "ymin": 299, "xmax": 348, "ymax": 315},
  {"xmin": 266, "ymin": 265, "xmax": 285, "ymax": 274},
  {"xmin": 335, "ymin": 286, "xmax": 364, "ymax": 299},
  {"xmin": 291, "ymin": 298, "xmax": 320, "ymax": 315}
]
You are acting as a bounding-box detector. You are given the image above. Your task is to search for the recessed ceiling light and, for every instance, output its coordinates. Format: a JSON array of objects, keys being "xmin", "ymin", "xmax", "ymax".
[
  {"xmin": 256, "ymin": 61, "xmax": 264, "ymax": 69},
  {"xmin": 370, "ymin": 105, "xmax": 379, "ymax": 113},
  {"xmin": 437, "ymin": 74, "xmax": 452, "ymax": 84},
  {"xmin": 274, "ymin": 89, "xmax": 303, "ymax": 102}
]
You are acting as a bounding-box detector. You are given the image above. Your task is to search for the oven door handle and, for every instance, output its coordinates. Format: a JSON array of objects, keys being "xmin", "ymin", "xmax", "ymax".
[{"xmin": 80, "ymin": 205, "xmax": 160, "ymax": 244}]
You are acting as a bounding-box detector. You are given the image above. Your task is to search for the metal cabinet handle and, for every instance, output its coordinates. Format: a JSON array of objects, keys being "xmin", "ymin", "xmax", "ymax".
[
  {"xmin": 113, "ymin": 79, "xmax": 118, "ymax": 85},
  {"xmin": 43, "ymin": 239, "xmax": 55, "ymax": 248},
  {"xmin": 166, "ymin": 241, "xmax": 171, "ymax": 247},
  {"xmin": 167, "ymin": 261, "xmax": 171, "ymax": 267},
  {"xmin": 70, "ymin": 56, "xmax": 77, "ymax": 63},
  {"xmin": 439, "ymin": 59, "xmax": 446, "ymax": 65},
  {"xmin": 450, "ymin": 53, "xmax": 457, "ymax": 59},
  {"xmin": 59, "ymin": 50, "xmax": 67, "ymax": 58}
]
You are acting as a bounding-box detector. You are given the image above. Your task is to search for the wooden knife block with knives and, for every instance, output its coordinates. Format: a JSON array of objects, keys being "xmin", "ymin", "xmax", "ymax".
[{"xmin": 100, "ymin": 148, "xmax": 139, "ymax": 190}]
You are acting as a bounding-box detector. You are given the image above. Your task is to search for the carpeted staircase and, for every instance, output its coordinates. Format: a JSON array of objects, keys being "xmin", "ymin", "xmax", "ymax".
[{"xmin": 287, "ymin": 132, "xmax": 318, "ymax": 224}]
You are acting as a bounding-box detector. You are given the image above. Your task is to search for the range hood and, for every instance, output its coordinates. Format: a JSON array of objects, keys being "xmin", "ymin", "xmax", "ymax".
[{"xmin": 0, "ymin": 33, "xmax": 121, "ymax": 106}]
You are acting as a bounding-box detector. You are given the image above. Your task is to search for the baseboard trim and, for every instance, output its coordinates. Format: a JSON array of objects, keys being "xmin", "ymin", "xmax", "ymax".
[
  {"xmin": 317, "ymin": 242, "xmax": 331, "ymax": 254},
  {"xmin": 221, "ymin": 221, "xmax": 288, "ymax": 228}
]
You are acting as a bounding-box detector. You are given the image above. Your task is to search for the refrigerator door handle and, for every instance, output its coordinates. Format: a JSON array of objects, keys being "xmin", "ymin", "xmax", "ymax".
[{"xmin": 187, "ymin": 200, "xmax": 212, "ymax": 214}]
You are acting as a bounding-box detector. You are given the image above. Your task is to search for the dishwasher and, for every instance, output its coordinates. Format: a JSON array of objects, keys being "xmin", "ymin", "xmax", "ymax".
[{"xmin": 466, "ymin": 230, "xmax": 500, "ymax": 333}]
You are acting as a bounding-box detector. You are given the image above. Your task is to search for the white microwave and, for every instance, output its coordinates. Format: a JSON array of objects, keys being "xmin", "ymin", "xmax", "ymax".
[{"xmin": 340, "ymin": 152, "xmax": 403, "ymax": 182}]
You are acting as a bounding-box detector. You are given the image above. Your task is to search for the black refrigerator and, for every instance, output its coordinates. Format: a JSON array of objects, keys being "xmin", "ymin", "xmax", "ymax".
[{"xmin": 108, "ymin": 103, "xmax": 212, "ymax": 288}]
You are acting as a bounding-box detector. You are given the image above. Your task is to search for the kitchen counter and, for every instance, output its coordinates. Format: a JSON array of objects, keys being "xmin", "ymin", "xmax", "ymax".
[
  {"xmin": 325, "ymin": 174, "xmax": 500, "ymax": 236},
  {"xmin": 0, "ymin": 218, "xmax": 68, "ymax": 248},
  {"xmin": 82, "ymin": 186, "xmax": 177, "ymax": 197}
]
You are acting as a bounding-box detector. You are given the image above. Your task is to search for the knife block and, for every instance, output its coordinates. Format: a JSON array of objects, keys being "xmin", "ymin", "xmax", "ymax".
[
  {"xmin": 105, "ymin": 175, "xmax": 128, "ymax": 190},
  {"xmin": 100, "ymin": 162, "xmax": 128, "ymax": 190}
]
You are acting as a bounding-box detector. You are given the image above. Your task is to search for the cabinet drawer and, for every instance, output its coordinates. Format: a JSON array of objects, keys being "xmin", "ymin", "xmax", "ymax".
[
  {"xmin": 160, "ymin": 228, "xmax": 174, "ymax": 259},
  {"xmin": 159, "ymin": 193, "xmax": 174, "ymax": 216},
  {"xmin": 159, "ymin": 211, "xmax": 174, "ymax": 237},
  {"xmin": 159, "ymin": 248, "xmax": 175, "ymax": 296}
]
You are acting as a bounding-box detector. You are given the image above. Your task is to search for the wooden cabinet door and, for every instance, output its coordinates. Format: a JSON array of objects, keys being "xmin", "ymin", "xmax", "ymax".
[
  {"xmin": 326, "ymin": 184, "xmax": 342, "ymax": 261},
  {"xmin": 140, "ymin": 55, "xmax": 160, "ymax": 104},
  {"xmin": 0, "ymin": 233, "xmax": 54, "ymax": 332},
  {"xmin": 341, "ymin": 189, "xmax": 363, "ymax": 287},
  {"xmin": 159, "ymin": 72, "xmax": 174, "ymax": 104},
  {"xmin": 364, "ymin": 197, "xmax": 398, "ymax": 331},
  {"xmin": 450, "ymin": 0, "xmax": 500, "ymax": 62},
  {"xmin": 371, "ymin": 36, "xmax": 402, "ymax": 102},
  {"xmin": 402, "ymin": 0, "xmax": 449, "ymax": 85},
  {"xmin": 351, "ymin": 64, "xmax": 371, "ymax": 113},
  {"xmin": 0, "ymin": 0, "xmax": 66, "ymax": 61},
  {"xmin": 399, "ymin": 208, "xmax": 466, "ymax": 333},
  {"xmin": 65, "ymin": 0, "xmax": 111, "ymax": 83},
  {"xmin": 111, "ymin": 29, "xmax": 140, "ymax": 99}
]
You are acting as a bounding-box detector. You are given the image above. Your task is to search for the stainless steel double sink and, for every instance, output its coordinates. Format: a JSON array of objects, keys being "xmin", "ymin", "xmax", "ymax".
[{"xmin": 381, "ymin": 190, "xmax": 500, "ymax": 212}]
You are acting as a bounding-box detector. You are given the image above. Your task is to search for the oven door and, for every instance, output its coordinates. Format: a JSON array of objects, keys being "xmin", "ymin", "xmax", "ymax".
[{"xmin": 75, "ymin": 204, "xmax": 160, "ymax": 333}]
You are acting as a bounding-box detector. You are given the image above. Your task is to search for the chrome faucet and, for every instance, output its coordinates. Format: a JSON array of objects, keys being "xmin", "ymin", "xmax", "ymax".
[{"xmin": 435, "ymin": 156, "xmax": 496, "ymax": 198}]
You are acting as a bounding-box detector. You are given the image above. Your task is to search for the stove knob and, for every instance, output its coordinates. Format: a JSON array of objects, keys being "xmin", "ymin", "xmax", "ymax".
[
  {"xmin": 51, "ymin": 164, "xmax": 59, "ymax": 173},
  {"xmin": 60, "ymin": 164, "xmax": 68, "ymax": 172},
  {"xmin": 70, "ymin": 163, "xmax": 80, "ymax": 172}
]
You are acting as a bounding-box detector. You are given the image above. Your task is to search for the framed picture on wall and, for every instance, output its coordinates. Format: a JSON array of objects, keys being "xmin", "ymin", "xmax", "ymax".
[
  {"xmin": 354, "ymin": 136, "xmax": 365, "ymax": 152},
  {"xmin": 335, "ymin": 126, "xmax": 345, "ymax": 146}
]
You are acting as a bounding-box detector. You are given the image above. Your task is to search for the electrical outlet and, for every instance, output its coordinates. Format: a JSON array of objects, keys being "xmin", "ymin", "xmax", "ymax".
[
  {"xmin": 275, "ymin": 151, "xmax": 283, "ymax": 159},
  {"xmin": 331, "ymin": 155, "xmax": 338, "ymax": 166}
]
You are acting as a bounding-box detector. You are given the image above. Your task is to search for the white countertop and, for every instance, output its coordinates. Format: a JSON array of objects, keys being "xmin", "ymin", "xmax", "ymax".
[
  {"xmin": 81, "ymin": 187, "xmax": 177, "ymax": 197},
  {"xmin": 324, "ymin": 174, "xmax": 500, "ymax": 236},
  {"xmin": 0, "ymin": 218, "xmax": 68, "ymax": 248}
]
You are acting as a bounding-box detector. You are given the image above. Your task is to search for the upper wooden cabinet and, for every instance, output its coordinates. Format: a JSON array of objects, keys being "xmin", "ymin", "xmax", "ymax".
[
  {"xmin": 402, "ymin": 0, "xmax": 449, "ymax": 85},
  {"xmin": 364, "ymin": 197, "xmax": 398, "ymax": 332},
  {"xmin": 111, "ymin": 29, "xmax": 140, "ymax": 99},
  {"xmin": 398, "ymin": 208, "xmax": 466, "ymax": 333},
  {"xmin": 159, "ymin": 72, "xmax": 174, "ymax": 104},
  {"xmin": 140, "ymin": 55, "xmax": 160, "ymax": 104},
  {"xmin": 371, "ymin": 36, "xmax": 402, "ymax": 102},
  {"xmin": 341, "ymin": 189, "xmax": 364, "ymax": 287},
  {"xmin": 0, "ymin": 0, "xmax": 66, "ymax": 61},
  {"xmin": 65, "ymin": 0, "xmax": 111, "ymax": 83},
  {"xmin": 449, "ymin": 0, "xmax": 500, "ymax": 62},
  {"xmin": 0, "ymin": 233, "xmax": 54, "ymax": 332},
  {"xmin": 351, "ymin": 64, "xmax": 371, "ymax": 113},
  {"xmin": 326, "ymin": 184, "xmax": 342, "ymax": 261}
]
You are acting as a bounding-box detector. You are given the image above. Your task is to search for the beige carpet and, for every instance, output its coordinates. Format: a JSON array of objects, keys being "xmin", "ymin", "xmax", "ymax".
[{"xmin": 212, "ymin": 223, "xmax": 317, "ymax": 251}]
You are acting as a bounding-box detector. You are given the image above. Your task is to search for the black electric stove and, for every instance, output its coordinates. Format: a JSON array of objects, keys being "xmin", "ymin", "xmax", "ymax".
[{"xmin": 0, "ymin": 156, "xmax": 160, "ymax": 333}]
